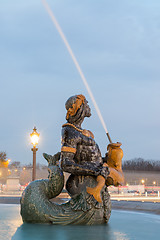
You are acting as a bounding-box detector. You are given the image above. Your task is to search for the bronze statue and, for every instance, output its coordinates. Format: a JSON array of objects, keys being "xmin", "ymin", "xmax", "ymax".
[{"xmin": 20, "ymin": 94, "xmax": 124, "ymax": 225}]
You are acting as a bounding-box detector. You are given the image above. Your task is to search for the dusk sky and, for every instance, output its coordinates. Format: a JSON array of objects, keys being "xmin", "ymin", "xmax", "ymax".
[{"xmin": 0, "ymin": 0, "xmax": 160, "ymax": 165}]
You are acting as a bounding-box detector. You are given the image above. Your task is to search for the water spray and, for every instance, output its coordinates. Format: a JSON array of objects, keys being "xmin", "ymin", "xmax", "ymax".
[{"xmin": 42, "ymin": 0, "xmax": 112, "ymax": 143}]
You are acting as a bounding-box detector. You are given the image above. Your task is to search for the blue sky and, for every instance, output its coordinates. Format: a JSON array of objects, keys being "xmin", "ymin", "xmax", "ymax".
[{"xmin": 0, "ymin": 0, "xmax": 160, "ymax": 164}]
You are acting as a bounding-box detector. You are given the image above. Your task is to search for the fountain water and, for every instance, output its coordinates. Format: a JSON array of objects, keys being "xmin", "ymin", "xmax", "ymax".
[
  {"xmin": 0, "ymin": 204, "xmax": 159, "ymax": 240},
  {"xmin": 42, "ymin": 0, "xmax": 112, "ymax": 143}
]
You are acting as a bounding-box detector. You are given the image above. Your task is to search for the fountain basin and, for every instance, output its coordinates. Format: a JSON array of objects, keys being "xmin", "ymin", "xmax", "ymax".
[{"xmin": 0, "ymin": 204, "xmax": 159, "ymax": 240}]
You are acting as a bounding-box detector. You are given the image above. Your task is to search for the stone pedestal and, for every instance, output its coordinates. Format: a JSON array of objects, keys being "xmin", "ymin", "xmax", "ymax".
[{"xmin": 6, "ymin": 177, "xmax": 20, "ymax": 191}]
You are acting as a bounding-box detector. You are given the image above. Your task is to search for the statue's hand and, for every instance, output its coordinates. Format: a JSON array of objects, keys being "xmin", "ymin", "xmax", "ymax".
[
  {"xmin": 100, "ymin": 164, "xmax": 110, "ymax": 180},
  {"xmin": 102, "ymin": 152, "xmax": 108, "ymax": 163}
]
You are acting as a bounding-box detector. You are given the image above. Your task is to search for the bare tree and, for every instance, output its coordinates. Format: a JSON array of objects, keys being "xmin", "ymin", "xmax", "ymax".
[
  {"xmin": 0, "ymin": 151, "xmax": 7, "ymax": 162},
  {"xmin": 123, "ymin": 158, "xmax": 160, "ymax": 171},
  {"xmin": 9, "ymin": 161, "xmax": 21, "ymax": 169},
  {"xmin": 0, "ymin": 151, "xmax": 8, "ymax": 184},
  {"xmin": 0, "ymin": 151, "xmax": 8, "ymax": 168}
]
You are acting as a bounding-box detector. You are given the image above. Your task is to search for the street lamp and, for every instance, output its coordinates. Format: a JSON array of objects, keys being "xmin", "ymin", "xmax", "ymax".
[
  {"xmin": 141, "ymin": 179, "xmax": 145, "ymax": 185},
  {"xmin": 30, "ymin": 127, "xmax": 40, "ymax": 181},
  {"xmin": 7, "ymin": 159, "xmax": 11, "ymax": 164},
  {"xmin": 153, "ymin": 181, "xmax": 156, "ymax": 186}
]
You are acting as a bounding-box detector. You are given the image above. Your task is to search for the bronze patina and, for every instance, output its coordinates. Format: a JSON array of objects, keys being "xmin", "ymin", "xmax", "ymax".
[{"xmin": 20, "ymin": 94, "xmax": 124, "ymax": 225}]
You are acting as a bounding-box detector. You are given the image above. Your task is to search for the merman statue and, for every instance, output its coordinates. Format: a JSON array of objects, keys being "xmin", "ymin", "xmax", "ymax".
[{"xmin": 20, "ymin": 94, "xmax": 124, "ymax": 225}]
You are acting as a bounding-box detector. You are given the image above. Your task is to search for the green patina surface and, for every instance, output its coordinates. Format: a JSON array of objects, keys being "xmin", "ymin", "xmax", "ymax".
[{"xmin": 20, "ymin": 153, "xmax": 111, "ymax": 225}]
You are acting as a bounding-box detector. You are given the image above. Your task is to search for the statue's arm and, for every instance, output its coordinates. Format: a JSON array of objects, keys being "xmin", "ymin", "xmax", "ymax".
[{"xmin": 61, "ymin": 152, "xmax": 103, "ymax": 176}]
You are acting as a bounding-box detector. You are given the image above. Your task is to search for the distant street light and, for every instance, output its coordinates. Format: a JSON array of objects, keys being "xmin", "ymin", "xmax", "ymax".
[
  {"xmin": 7, "ymin": 159, "xmax": 11, "ymax": 164},
  {"xmin": 30, "ymin": 127, "xmax": 40, "ymax": 181},
  {"xmin": 141, "ymin": 179, "xmax": 145, "ymax": 185},
  {"xmin": 153, "ymin": 181, "xmax": 156, "ymax": 186},
  {"xmin": 2, "ymin": 158, "xmax": 11, "ymax": 168}
]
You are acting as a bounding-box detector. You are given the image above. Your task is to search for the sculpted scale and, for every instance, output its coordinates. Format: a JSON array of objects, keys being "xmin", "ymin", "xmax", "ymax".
[{"xmin": 20, "ymin": 94, "xmax": 124, "ymax": 225}]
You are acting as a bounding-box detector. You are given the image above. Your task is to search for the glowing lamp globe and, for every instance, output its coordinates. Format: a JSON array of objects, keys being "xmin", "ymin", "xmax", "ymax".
[
  {"xmin": 141, "ymin": 179, "xmax": 145, "ymax": 185},
  {"xmin": 30, "ymin": 127, "xmax": 40, "ymax": 147}
]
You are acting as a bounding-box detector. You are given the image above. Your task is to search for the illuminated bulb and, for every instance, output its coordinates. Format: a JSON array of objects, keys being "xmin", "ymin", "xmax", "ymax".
[{"xmin": 30, "ymin": 127, "xmax": 40, "ymax": 147}]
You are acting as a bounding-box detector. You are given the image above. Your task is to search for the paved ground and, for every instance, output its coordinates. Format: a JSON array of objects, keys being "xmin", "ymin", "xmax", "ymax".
[
  {"xmin": 111, "ymin": 195, "xmax": 160, "ymax": 202},
  {"xmin": 0, "ymin": 196, "xmax": 20, "ymax": 204},
  {"xmin": 111, "ymin": 200, "xmax": 160, "ymax": 215}
]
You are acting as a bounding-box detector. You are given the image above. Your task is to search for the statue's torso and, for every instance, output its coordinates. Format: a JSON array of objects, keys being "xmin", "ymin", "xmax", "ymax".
[
  {"xmin": 61, "ymin": 125, "xmax": 103, "ymax": 196},
  {"xmin": 62, "ymin": 125, "xmax": 103, "ymax": 165},
  {"xmin": 75, "ymin": 144, "xmax": 103, "ymax": 166}
]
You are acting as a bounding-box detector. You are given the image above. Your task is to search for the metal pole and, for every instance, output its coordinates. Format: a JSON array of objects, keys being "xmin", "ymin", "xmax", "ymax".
[
  {"xmin": 106, "ymin": 132, "xmax": 112, "ymax": 144},
  {"xmin": 32, "ymin": 147, "xmax": 38, "ymax": 181}
]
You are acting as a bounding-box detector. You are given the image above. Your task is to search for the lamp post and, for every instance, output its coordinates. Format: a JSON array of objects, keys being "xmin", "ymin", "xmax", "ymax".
[
  {"xmin": 153, "ymin": 181, "xmax": 156, "ymax": 186},
  {"xmin": 30, "ymin": 127, "xmax": 40, "ymax": 181}
]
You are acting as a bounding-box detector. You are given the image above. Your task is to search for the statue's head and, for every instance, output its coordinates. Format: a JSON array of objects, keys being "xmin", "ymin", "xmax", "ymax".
[{"xmin": 65, "ymin": 94, "xmax": 91, "ymax": 124}]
